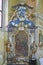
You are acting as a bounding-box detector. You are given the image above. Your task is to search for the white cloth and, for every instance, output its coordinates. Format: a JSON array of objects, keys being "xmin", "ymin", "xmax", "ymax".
[
  {"xmin": 39, "ymin": 58, "xmax": 43, "ymax": 65},
  {"xmin": 0, "ymin": 54, "xmax": 3, "ymax": 65}
]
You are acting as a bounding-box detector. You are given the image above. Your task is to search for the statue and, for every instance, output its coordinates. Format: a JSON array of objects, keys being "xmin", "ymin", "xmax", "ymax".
[{"xmin": 30, "ymin": 41, "xmax": 37, "ymax": 58}]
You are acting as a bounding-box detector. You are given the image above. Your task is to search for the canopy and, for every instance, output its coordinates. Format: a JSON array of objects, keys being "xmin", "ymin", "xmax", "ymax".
[
  {"xmin": 7, "ymin": 18, "xmax": 37, "ymax": 31},
  {"xmin": 7, "ymin": 3, "xmax": 37, "ymax": 31}
]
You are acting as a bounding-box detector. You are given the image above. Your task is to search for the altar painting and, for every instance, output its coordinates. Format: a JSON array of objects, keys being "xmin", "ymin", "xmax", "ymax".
[{"xmin": 15, "ymin": 31, "xmax": 28, "ymax": 57}]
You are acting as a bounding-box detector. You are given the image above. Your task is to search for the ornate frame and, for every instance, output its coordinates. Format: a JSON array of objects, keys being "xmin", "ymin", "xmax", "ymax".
[{"xmin": 14, "ymin": 30, "xmax": 29, "ymax": 57}]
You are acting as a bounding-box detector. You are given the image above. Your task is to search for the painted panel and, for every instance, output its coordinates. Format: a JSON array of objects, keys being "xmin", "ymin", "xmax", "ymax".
[{"xmin": 15, "ymin": 31, "xmax": 28, "ymax": 57}]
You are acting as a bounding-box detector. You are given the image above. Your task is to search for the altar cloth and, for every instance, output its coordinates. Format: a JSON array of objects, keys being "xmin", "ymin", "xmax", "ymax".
[{"xmin": 39, "ymin": 58, "xmax": 43, "ymax": 65}]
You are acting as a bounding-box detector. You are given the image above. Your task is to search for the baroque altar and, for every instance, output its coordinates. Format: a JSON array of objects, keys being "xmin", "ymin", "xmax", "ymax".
[{"xmin": 6, "ymin": 3, "xmax": 37, "ymax": 65}]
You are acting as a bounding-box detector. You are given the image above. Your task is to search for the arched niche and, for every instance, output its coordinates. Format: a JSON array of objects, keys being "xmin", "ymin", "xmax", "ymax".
[{"xmin": 15, "ymin": 30, "xmax": 29, "ymax": 57}]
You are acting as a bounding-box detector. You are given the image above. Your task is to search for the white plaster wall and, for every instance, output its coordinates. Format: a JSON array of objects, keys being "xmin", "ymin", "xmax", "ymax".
[
  {"xmin": 0, "ymin": 0, "xmax": 8, "ymax": 65},
  {"xmin": 3, "ymin": 0, "xmax": 8, "ymax": 28},
  {"xmin": 0, "ymin": 31, "xmax": 4, "ymax": 65}
]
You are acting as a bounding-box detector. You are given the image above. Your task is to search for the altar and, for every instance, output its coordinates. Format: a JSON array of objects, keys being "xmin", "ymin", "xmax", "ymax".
[{"xmin": 6, "ymin": 3, "xmax": 37, "ymax": 65}]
